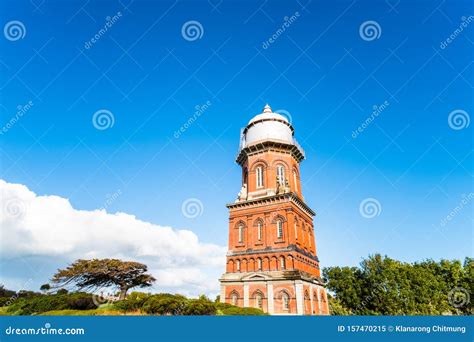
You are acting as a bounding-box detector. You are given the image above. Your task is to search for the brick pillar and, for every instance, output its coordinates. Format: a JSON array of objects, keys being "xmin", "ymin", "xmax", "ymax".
[
  {"xmin": 220, "ymin": 285, "xmax": 225, "ymax": 303},
  {"xmin": 267, "ymin": 283, "xmax": 274, "ymax": 314},
  {"xmin": 317, "ymin": 287, "xmax": 321, "ymax": 314},
  {"xmin": 295, "ymin": 282, "xmax": 304, "ymax": 315},
  {"xmin": 243, "ymin": 283, "xmax": 249, "ymax": 307}
]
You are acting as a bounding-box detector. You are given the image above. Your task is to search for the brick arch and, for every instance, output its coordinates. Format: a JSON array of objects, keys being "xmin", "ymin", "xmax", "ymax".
[
  {"xmin": 248, "ymin": 258, "xmax": 255, "ymax": 272},
  {"xmin": 250, "ymin": 159, "xmax": 269, "ymax": 171},
  {"xmin": 275, "ymin": 289, "xmax": 292, "ymax": 313},
  {"xmin": 270, "ymin": 256, "xmax": 278, "ymax": 270},
  {"xmin": 227, "ymin": 259, "xmax": 234, "ymax": 272},
  {"xmin": 229, "ymin": 290, "xmax": 240, "ymax": 306},
  {"xmin": 263, "ymin": 257, "xmax": 270, "ymax": 270},
  {"xmin": 271, "ymin": 214, "xmax": 287, "ymax": 223},
  {"xmin": 253, "ymin": 217, "xmax": 265, "ymax": 226},
  {"xmin": 256, "ymin": 257, "xmax": 263, "ymax": 270},
  {"xmin": 287, "ymin": 255, "xmax": 294, "ymax": 269},
  {"xmin": 279, "ymin": 255, "xmax": 287, "ymax": 269},
  {"xmin": 251, "ymin": 289, "xmax": 266, "ymax": 310},
  {"xmin": 271, "ymin": 159, "xmax": 290, "ymax": 169},
  {"xmin": 241, "ymin": 258, "xmax": 248, "ymax": 272},
  {"xmin": 320, "ymin": 290, "xmax": 328, "ymax": 314},
  {"xmin": 313, "ymin": 291, "xmax": 320, "ymax": 314},
  {"xmin": 251, "ymin": 289, "xmax": 265, "ymax": 298},
  {"xmin": 234, "ymin": 220, "xmax": 247, "ymax": 229}
]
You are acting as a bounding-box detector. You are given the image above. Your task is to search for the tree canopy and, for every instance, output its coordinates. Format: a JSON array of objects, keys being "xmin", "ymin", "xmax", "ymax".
[
  {"xmin": 52, "ymin": 259, "xmax": 156, "ymax": 299},
  {"xmin": 323, "ymin": 254, "xmax": 473, "ymax": 315}
]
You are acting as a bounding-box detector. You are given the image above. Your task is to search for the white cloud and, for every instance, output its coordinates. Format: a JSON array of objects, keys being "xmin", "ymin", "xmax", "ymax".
[{"xmin": 0, "ymin": 179, "xmax": 226, "ymax": 296}]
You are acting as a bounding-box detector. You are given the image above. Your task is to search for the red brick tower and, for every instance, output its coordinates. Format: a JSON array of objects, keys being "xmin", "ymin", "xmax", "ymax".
[{"xmin": 219, "ymin": 105, "xmax": 329, "ymax": 315}]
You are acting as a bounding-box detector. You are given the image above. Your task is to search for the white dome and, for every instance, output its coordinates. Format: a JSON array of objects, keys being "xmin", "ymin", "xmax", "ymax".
[
  {"xmin": 242, "ymin": 104, "xmax": 294, "ymax": 147},
  {"xmin": 248, "ymin": 112, "xmax": 289, "ymax": 125}
]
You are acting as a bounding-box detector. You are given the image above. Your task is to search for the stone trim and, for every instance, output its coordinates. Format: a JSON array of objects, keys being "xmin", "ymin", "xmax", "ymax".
[{"xmin": 227, "ymin": 192, "xmax": 315, "ymax": 218}]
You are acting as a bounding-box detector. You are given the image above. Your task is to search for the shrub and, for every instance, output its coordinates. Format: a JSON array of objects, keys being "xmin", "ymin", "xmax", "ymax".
[
  {"xmin": 114, "ymin": 292, "xmax": 150, "ymax": 312},
  {"xmin": 0, "ymin": 285, "xmax": 15, "ymax": 298},
  {"xmin": 0, "ymin": 297, "xmax": 12, "ymax": 307},
  {"xmin": 6, "ymin": 293, "xmax": 95, "ymax": 315},
  {"xmin": 67, "ymin": 293, "xmax": 96, "ymax": 310},
  {"xmin": 183, "ymin": 298, "xmax": 216, "ymax": 315},
  {"xmin": 142, "ymin": 294, "xmax": 188, "ymax": 315},
  {"xmin": 220, "ymin": 306, "xmax": 266, "ymax": 315}
]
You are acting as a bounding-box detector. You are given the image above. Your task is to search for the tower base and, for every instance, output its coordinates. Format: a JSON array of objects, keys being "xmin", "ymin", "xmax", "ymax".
[{"xmin": 219, "ymin": 270, "xmax": 329, "ymax": 315}]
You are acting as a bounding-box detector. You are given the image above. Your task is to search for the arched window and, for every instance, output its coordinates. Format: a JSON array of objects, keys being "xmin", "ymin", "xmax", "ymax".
[
  {"xmin": 231, "ymin": 292, "xmax": 239, "ymax": 305},
  {"xmin": 238, "ymin": 224, "xmax": 244, "ymax": 243},
  {"xmin": 257, "ymin": 221, "xmax": 263, "ymax": 241},
  {"xmin": 276, "ymin": 164, "xmax": 285, "ymax": 185},
  {"xmin": 236, "ymin": 260, "xmax": 241, "ymax": 272},
  {"xmin": 255, "ymin": 293, "xmax": 263, "ymax": 309},
  {"xmin": 257, "ymin": 258, "xmax": 262, "ymax": 270},
  {"xmin": 277, "ymin": 220, "xmax": 283, "ymax": 239},
  {"xmin": 282, "ymin": 292, "xmax": 290, "ymax": 311},
  {"xmin": 293, "ymin": 170, "xmax": 298, "ymax": 192},
  {"xmin": 280, "ymin": 257, "xmax": 286, "ymax": 270},
  {"xmin": 308, "ymin": 229, "xmax": 312, "ymax": 248},
  {"xmin": 294, "ymin": 221, "xmax": 298, "ymax": 239},
  {"xmin": 256, "ymin": 166, "xmax": 264, "ymax": 188}
]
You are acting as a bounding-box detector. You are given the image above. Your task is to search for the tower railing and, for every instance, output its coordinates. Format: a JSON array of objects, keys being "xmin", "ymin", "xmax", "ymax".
[{"xmin": 237, "ymin": 134, "xmax": 305, "ymax": 158}]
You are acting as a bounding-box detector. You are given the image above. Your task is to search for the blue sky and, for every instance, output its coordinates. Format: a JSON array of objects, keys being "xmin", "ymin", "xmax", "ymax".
[{"xmin": 0, "ymin": 0, "xmax": 472, "ymax": 295}]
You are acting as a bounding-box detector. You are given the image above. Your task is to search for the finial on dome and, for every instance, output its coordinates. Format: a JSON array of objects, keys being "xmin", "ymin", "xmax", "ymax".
[{"xmin": 263, "ymin": 104, "xmax": 272, "ymax": 113}]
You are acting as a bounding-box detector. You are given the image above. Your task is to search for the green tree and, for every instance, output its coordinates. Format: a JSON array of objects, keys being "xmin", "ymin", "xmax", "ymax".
[
  {"xmin": 40, "ymin": 284, "xmax": 51, "ymax": 293},
  {"xmin": 52, "ymin": 259, "xmax": 155, "ymax": 299},
  {"xmin": 323, "ymin": 254, "xmax": 472, "ymax": 315}
]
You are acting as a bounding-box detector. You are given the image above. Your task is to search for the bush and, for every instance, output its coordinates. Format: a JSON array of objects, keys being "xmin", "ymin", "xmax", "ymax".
[
  {"xmin": 114, "ymin": 292, "xmax": 150, "ymax": 312},
  {"xmin": 220, "ymin": 306, "xmax": 266, "ymax": 315},
  {"xmin": 67, "ymin": 293, "xmax": 96, "ymax": 310},
  {"xmin": 0, "ymin": 285, "xmax": 15, "ymax": 298},
  {"xmin": 142, "ymin": 294, "xmax": 188, "ymax": 315},
  {"xmin": 6, "ymin": 293, "xmax": 95, "ymax": 315},
  {"xmin": 0, "ymin": 297, "xmax": 12, "ymax": 307},
  {"xmin": 183, "ymin": 298, "xmax": 216, "ymax": 315}
]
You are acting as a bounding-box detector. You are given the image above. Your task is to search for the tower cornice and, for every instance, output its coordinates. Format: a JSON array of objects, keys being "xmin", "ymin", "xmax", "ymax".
[
  {"xmin": 227, "ymin": 192, "xmax": 315, "ymax": 217},
  {"xmin": 236, "ymin": 139, "xmax": 305, "ymax": 166}
]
